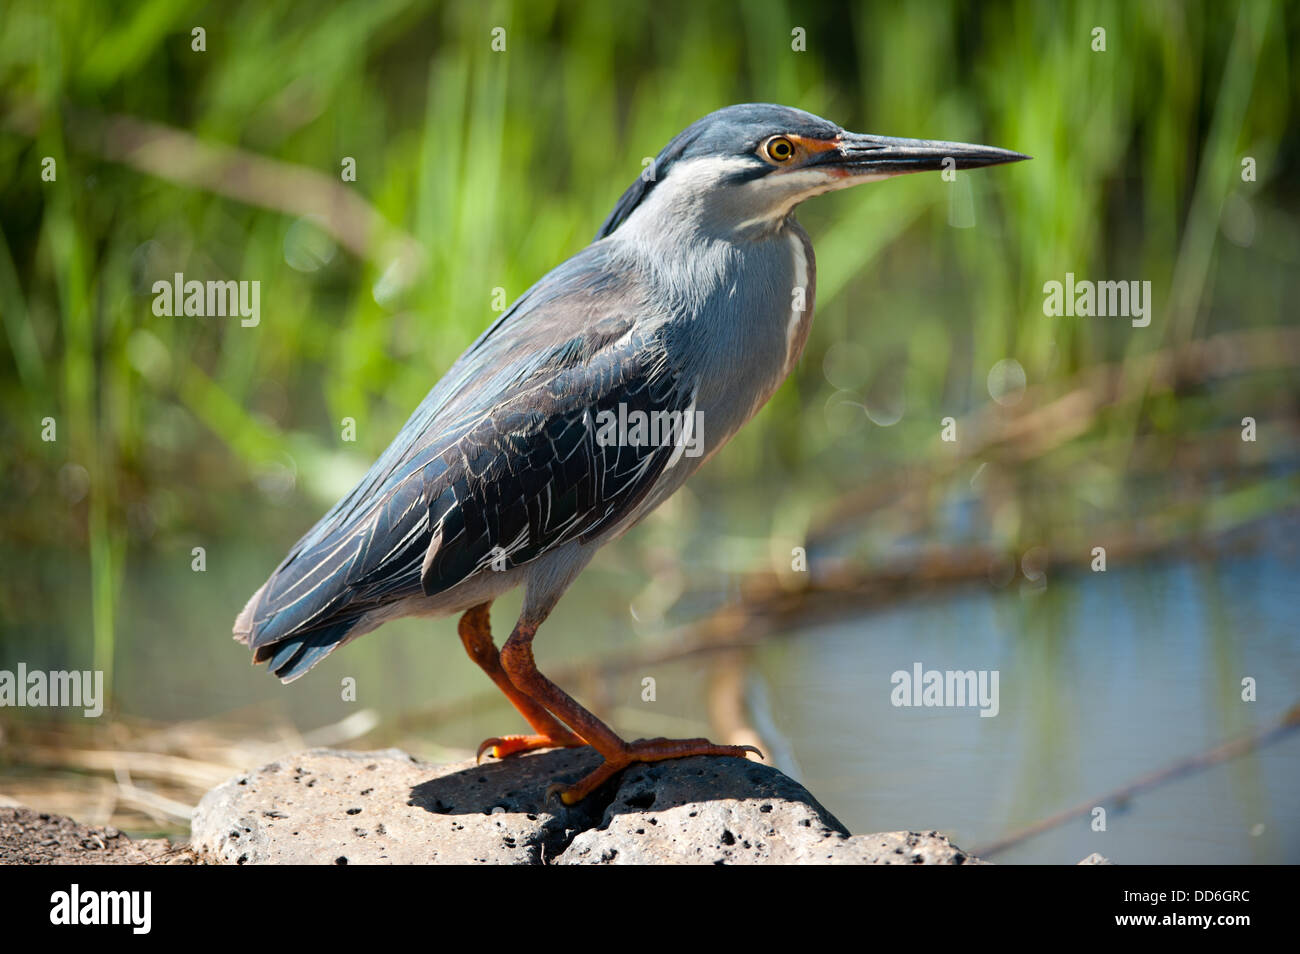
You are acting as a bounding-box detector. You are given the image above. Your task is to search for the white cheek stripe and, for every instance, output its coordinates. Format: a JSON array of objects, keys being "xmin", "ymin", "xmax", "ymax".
[
  {"xmin": 785, "ymin": 231, "xmax": 809, "ymax": 370},
  {"xmin": 734, "ymin": 169, "xmax": 893, "ymax": 233}
]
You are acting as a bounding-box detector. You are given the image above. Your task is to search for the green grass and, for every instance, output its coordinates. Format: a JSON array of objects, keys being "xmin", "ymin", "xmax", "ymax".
[{"xmin": 0, "ymin": 0, "xmax": 1296, "ymax": 704}]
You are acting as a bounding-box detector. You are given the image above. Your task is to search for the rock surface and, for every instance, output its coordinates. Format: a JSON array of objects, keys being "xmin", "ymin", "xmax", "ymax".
[{"xmin": 190, "ymin": 747, "xmax": 982, "ymax": 865}]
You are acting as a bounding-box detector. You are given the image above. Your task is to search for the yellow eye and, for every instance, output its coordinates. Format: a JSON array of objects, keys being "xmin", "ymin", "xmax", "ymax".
[{"xmin": 764, "ymin": 136, "xmax": 795, "ymax": 163}]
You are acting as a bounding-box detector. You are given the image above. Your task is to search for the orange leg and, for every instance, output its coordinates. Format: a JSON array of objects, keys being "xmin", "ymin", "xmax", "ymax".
[
  {"xmin": 458, "ymin": 603, "xmax": 583, "ymax": 761},
  {"xmin": 500, "ymin": 619, "xmax": 762, "ymax": 804}
]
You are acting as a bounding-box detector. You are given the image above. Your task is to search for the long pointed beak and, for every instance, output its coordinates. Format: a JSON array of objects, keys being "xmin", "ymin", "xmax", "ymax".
[{"xmin": 816, "ymin": 131, "xmax": 1030, "ymax": 177}]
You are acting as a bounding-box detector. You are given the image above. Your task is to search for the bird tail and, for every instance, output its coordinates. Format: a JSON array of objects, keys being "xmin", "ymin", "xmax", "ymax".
[
  {"xmin": 232, "ymin": 582, "xmax": 267, "ymax": 647},
  {"xmin": 233, "ymin": 582, "xmax": 360, "ymax": 683},
  {"xmin": 259, "ymin": 621, "xmax": 358, "ymax": 683}
]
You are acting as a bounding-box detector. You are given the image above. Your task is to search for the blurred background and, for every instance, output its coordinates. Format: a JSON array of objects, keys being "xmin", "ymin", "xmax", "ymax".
[{"xmin": 1, "ymin": 0, "xmax": 1297, "ymax": 864}]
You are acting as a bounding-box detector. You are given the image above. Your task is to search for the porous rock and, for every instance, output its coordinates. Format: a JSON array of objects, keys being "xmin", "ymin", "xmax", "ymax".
[{"xmin": 189, "ymin": 747, "xmax": 984, "ymax": 865}]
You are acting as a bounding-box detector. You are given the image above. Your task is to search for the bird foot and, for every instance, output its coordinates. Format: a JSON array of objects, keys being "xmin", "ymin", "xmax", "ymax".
[
  {"xmin": 546, "ymin": 737, "xmax": 763, "ymax": 805},
  {"xmin": 477, "ymin": 732, "xmax": 585, "ymax": 762}
]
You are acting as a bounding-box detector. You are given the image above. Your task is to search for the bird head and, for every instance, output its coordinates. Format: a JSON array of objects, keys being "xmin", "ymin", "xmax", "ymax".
[{"xmin": 598, "ymin": 103, "xmax": 1028, "ymax": 240}]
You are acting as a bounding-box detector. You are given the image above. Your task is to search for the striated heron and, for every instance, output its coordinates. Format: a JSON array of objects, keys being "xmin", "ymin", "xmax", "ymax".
[{"xmin": 234, "ymin": 104, "xmax": 1027, "ymax": 803}]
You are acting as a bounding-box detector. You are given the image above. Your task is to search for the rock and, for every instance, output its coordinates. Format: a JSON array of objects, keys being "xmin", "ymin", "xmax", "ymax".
[
  {"xmin": 555, "ymin": 755, "xmax": 848, "ymax": 865},
  {"xmin": 1078, "ymin": 852, "xmax": 1112, "ymax": 864},
  {"xmin": 190, "ymin": 746, "xmax": 984, "ymax": 865},
  {"xmin": 0, "ymin": 806, "xmax": 196, "ymax": 865},
  {"xmin": 191, "ymin": 746, "xmax": 608, "ymax": 864},
  {"xmin": 556, "ymin": 759, "xmax": 981, "ymax": 864}
]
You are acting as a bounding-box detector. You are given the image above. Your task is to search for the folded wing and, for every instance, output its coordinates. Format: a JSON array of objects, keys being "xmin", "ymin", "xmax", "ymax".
[{"xmin": 235, "ymin": 247, "xmax": 691, "ymax": 681}]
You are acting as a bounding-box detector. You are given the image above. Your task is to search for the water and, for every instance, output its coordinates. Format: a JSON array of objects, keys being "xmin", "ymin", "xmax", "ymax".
[
  {"xmin": 4, "ymin": 524, "xmax": 1297, "ymax": 864},
  {"xmin": 754, "ymin": 546, "xmax": 1300, "ymax": 864}
]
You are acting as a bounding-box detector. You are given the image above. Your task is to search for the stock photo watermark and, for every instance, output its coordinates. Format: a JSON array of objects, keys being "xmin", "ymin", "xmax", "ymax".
[
  {"xmin": 0, "ymin": 664, "xmax": 104, "ymax": 717},
  {"xmin": 1042, "ymin": 272, "xmax": 1152, "ymax": 327},
  {"xmin": 593, "ymin": 403, "xmax": 704, "ymax": 458},
  {"xmin": 50, "ymin": 885, "xmax": 151, "ymax": 934},
  {"xmin": 152, "ymin": 272, "xmax": 261, "ymax": 327},
  {"xmin": 890, "ymin": 663, "xmax": 1000, "ymax": 718}
]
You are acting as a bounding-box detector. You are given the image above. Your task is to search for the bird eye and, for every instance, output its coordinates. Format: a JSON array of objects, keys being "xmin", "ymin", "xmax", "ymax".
[{"xmin": 764, "ymin": 136, "xmax": 795, "ymax": 163}]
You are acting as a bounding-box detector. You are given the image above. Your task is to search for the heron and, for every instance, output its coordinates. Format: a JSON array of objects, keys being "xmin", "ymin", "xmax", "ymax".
[{"xmin": 235, "ymin": 104, "xmax": 1026, "ymax": 803}]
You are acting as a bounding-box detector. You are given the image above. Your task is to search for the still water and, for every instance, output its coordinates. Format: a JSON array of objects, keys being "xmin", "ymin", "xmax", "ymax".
[
  {"xmin": 6, "ymin": 519, "xmax": 1298, "ymax": 864},
  {"xmin": 756, "ymin": 542, "xmax": 1300, "ymax": 864}
]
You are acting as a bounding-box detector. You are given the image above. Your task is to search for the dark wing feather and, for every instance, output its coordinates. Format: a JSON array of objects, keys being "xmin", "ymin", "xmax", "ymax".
[
  {"xmin": 417, "ymin": 335, "xmax": 691, "ymax": 596},
  {"xmin": 236, "ymin": 245, "xmax": 687, "ymax": 680}
]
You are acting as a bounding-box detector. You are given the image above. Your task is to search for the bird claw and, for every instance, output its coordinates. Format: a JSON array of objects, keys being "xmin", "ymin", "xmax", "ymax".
[
  {"xmin": 544, "ymin": 738, "xmax": 765, "ymax": 805},
  {"xmin": 476, "ymin": 732, "xmax": 584, "ymax": 764}
]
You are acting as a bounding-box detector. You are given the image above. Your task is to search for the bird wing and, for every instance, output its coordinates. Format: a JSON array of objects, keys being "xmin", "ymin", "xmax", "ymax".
[{"xmin": 236, "ymin": 245, "xmax": 694, "ymax": 679}]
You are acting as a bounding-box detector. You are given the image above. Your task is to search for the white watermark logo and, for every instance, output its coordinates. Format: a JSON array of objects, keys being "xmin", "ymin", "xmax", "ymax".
[
  {"xmin": 50, "ymin": 884, "xmax": 151, "ymax": 934},
  {"xmin": 0, "ymin": 664, "xmax": 104, "ymax": 717},
  {"xmin": 890, "ymin": 662, "xmax": 1000, "ymax": 718},
  {"xmin": 152, "ymin": 272, "xmax": 260, "ymax": 327},
  {"xmin": 1042, "ymin": 272, "xmax": 1151, "ymax": 328},
  {"xmin": 593, "ymin": 404, "xmax": 704, "ymax": 459}
]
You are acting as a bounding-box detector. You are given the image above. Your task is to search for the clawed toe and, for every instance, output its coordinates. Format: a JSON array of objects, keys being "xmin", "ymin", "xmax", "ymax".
[
  {"xmin": 548, "ymin": 736, "xmax": 764, "ymax": 804},
  {"xmin": 477, "ymin": 732, "xmax": 584, "ymax": 763}
]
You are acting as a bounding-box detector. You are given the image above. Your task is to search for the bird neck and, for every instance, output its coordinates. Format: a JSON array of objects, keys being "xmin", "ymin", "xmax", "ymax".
[{"xmin": 604, "ymin": 216, "xmax": 817, "ymax": 445}]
